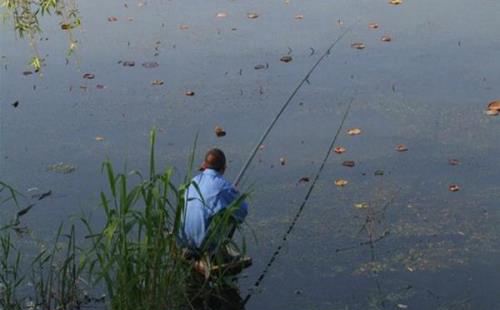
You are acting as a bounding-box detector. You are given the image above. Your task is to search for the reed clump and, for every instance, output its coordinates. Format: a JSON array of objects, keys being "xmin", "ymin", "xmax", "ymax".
[{"xmin": 83, "ymin": 129, "xmax": 248, "ymax": 309}]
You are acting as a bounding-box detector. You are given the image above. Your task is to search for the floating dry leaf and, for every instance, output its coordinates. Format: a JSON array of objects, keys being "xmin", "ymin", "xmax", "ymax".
[
  {"xmin": 216, "ymin": 12, "xmax": 227, "ymax": 18},
  {"xmin": 295, "ymin": 14, "xmax": 304, "ymax": 20},
  {"xmin": 95, "ymin": 136, "xmax": 105, "ymax": 141},
  {"xmin": 448, "ymin": 159, "xmax": 460, "ymax": 166},
  {"xmin": 487, "ymin": 100, "xmax": 500, "ymax": 112},
  {"xmin": 96, "ymin": 84, "xmax": 106, "ymax": 89},
  {"xmin": 389, "ymin": 0, "xmax": 402, "ymax": 4},
  {"xmin": 279, "ymin": 157, "xmax": 286, "ymax": 166},
  {"xmin": 119, "ymin": 60, "xmax": 135, "ymax": 67},
  {"xmin": 185, "ymin": 91, "xmax": 195, "ymax": 96},
  {"xmin": 381, "ymin": 35, "xmax": 392, "ymax": 42},
  {"xmin": 254, "ymin": 64, "xmax": 266, "ymax": 70},
  {"xmin": 151, "ymin": 80, "xmax": 164, "ymax": 86},
  {"xmin": 60, "ymin": 23, "xmax": 72, "ymax": 30},
  {"xmin": 335, "ymin": 179, "xmax": 348, "ymax": 187},
  {"xmin": 368, "ymin": 23, "xmax": 379, "ymax": 29},
  {"xmin": 214, "ymin": 126, "xmax": 226, "ymax": 137},
  {"xmin": 342, "ymin": 160, "xmax": 355, "ymax": 167},
  {"xmin": 374, "ymin": 169, "xmax": 384, "ymax": 176},
  {"xmin": 449, "ymin": 184, "xmax": 460, "ymax": 192},
  {"xmin": 334, "ymin": 146, "xmax": 346, "ymax": 154},
  {"xmin": 179, "ymin": 24, "xmax": 190, "ymax": 30},
  {"xmin": 396, "ymin": 144, "xmax": 408, "ymax": 152},
  {"xmin": 280, "ymin": 55, "xmax": 293, "ymax": 63},
  {"xmin": 351, "ymin": 42, "xmax": 366, "ymax": 50},
  {"xmin": 247, "ymin": 12, "xmax": 259, "ymax": 19},
  {"xmin": 83, "ymin": 73, "xmax": 95, "ymax": 79},
  {"xmin": 22, "ymin": 71, "xmax": 33, "ymax": 76},
  {"xmin": 354, "ymin": 202, "xmax": 369, "ymax": 209},
  {"xmin": 142, "ymin": 61, "xmax": 159, "ymax": 68},
  {"xmin": 347, "ymin": 128, "xmax": 362, "ymax": 136},
  {"xmin": 107, "ymin": 16, "xmax": 118, "ymax": 22},
  {"xmin": 298, "ymin": 176, "xmax": 310, "ymax": 183}
]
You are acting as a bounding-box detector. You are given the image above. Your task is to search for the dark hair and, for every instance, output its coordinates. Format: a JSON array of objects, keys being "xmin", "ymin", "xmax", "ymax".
[{"xmin": 204, "ymin": 148, "xmax": 226, "ymax": 172}]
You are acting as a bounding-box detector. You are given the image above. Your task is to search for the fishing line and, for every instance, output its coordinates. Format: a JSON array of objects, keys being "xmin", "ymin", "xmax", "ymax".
[
  {"xmin": 242, "ymin": 96, "xmax": 354, "ymax": 305},
  {"xmin": 233, "ymin": 25, "xmax": 353, "ymax": 187}
]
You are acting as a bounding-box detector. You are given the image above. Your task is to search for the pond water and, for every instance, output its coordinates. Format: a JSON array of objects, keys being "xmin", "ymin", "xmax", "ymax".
[{"xmin": 1, "ymin": 0, "xmax": 500, "ymax": 309}]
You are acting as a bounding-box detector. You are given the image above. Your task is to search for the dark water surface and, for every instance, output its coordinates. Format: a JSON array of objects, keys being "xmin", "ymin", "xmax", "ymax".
[{"xmin": 1, "ymin": 0, "xmax": 500, "ymax": 309}]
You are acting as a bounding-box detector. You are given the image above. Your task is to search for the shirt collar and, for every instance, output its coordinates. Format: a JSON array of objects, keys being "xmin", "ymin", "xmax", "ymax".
[{"xmin": 203, "ymin": 168, "xmax": 221, "ymax": 176}]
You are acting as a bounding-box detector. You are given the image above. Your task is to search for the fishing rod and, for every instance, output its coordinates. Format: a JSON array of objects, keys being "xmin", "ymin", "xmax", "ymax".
[
  {"xmin": 242, "ymin": 95, "xmax": 354, "ymax": 305},
  {"xmin": 233, "ymin": 25, "xmax": 353, "ymax": 187}
]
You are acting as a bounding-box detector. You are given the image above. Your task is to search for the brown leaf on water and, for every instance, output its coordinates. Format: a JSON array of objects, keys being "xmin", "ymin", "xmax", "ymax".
[
  {"xmin": 142, "ymin": 62, "xmax": 159, "ymax": 69},
  {"xmin": 151, "ymin": 80, "xmax": 164, "ymax": 86},
  {"xmin": 487, "ymin": 100, "xmax": 500, "ymax": 112},
  {"xmin": 368, "ymin": 23, "xmax": 379, "ymax": 29},
  {"xmin": 279, "ymin": 157, "xmax": 286, "ymax": 166},
  {"xmin": 395, "ymin": 144, "xmax": 408, "ymax": 152},
  {"xmin": 83, "ymin": 73, "xmax": 95, "ymax": 79},
  {"xmin": 60, "ymin": 23, "xmax": 72, "ymax": 30},
  {"xmin": 374, "ymin": 170, "xmax": 384, "ymax": 176},
  {"xmin": 389, "ymin": 0, "xmax": 402, "ymax": 5},
  {"xmin": 216, "ymin": 12, "xmax": 227, "ymax": 18},
  {"xmin": 95, "ymin": 136, "xmax": 105, "ymax": 141},
  {"xmin": 179, "ymin": 24, "xmax": 190, "ymax": 30},
  {"xmin": 347, "ymin": 128, "xmax": 362, "ymax": 136},
  {"xmin": 351, "ymin": 43, "xmax": 366, "ymax": 50},
  {"xmin": 295, "ymin": 14, "xmax": 304, "ymax": 20},
  {"xmin": 448, "ymin": 159, "xmax": 460, "ymax": 166},
  {"xmin": 298, "ymin": 176, "xmax": 310, "ymax": 183},
  {"xmin": 214, "ymin": 126, "xmax": 226, "ymax": 137},
  {"xmin": 185, "ymin": 91, "xmax": 195, "ymax": 96},
  {"xmin": 334, "ymin": 146, "xmax": 346, "ymax": 154},
  {"xmin": 107, "ymin": 16, "xmax": 118, "ymax": 22},
  {"xmin": 280, "ymin": 55, "xmax": 293, "ymax": 63},
  {"xmin": 335, "ymin": 179, "xmax": 348, "ymax": 187},
  {"xmin": 381, "ymin": 35, "xmax": 392, "ymax": 42},
  {"xmin": 342, "ymin": 160, "xmax": 355, "ymax": 167},
  {"xmin": 247, "ymin": 12, "xmax": 259, "ymax": 19},
  {"xmin": 118, "ymin": 60, "xmax": 135, "ymax": 67},
  {"xmin": 96, "ymin": 84, "xmax": 106, "ymax": 89},
  {"xmin": 449, "ymin": 184, "xmax": 460, "ymax": 192}
]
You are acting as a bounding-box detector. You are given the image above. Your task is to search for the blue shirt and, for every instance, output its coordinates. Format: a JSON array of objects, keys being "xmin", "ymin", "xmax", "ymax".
[{"xmin": 180, "ymin": 169, "xmax": 248, "ymax": 250}]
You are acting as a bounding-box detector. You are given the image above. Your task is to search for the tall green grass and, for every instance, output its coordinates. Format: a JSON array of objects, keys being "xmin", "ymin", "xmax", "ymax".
[{"xmin": 82, "ymin": 129, "xmax": 249, "ymax": 309}]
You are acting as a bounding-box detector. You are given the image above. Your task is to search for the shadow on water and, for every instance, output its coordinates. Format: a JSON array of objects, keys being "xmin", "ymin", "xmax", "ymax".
[{"xmin": 190, "ymin": 285, "xmax": 245, "ymax": 310}]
